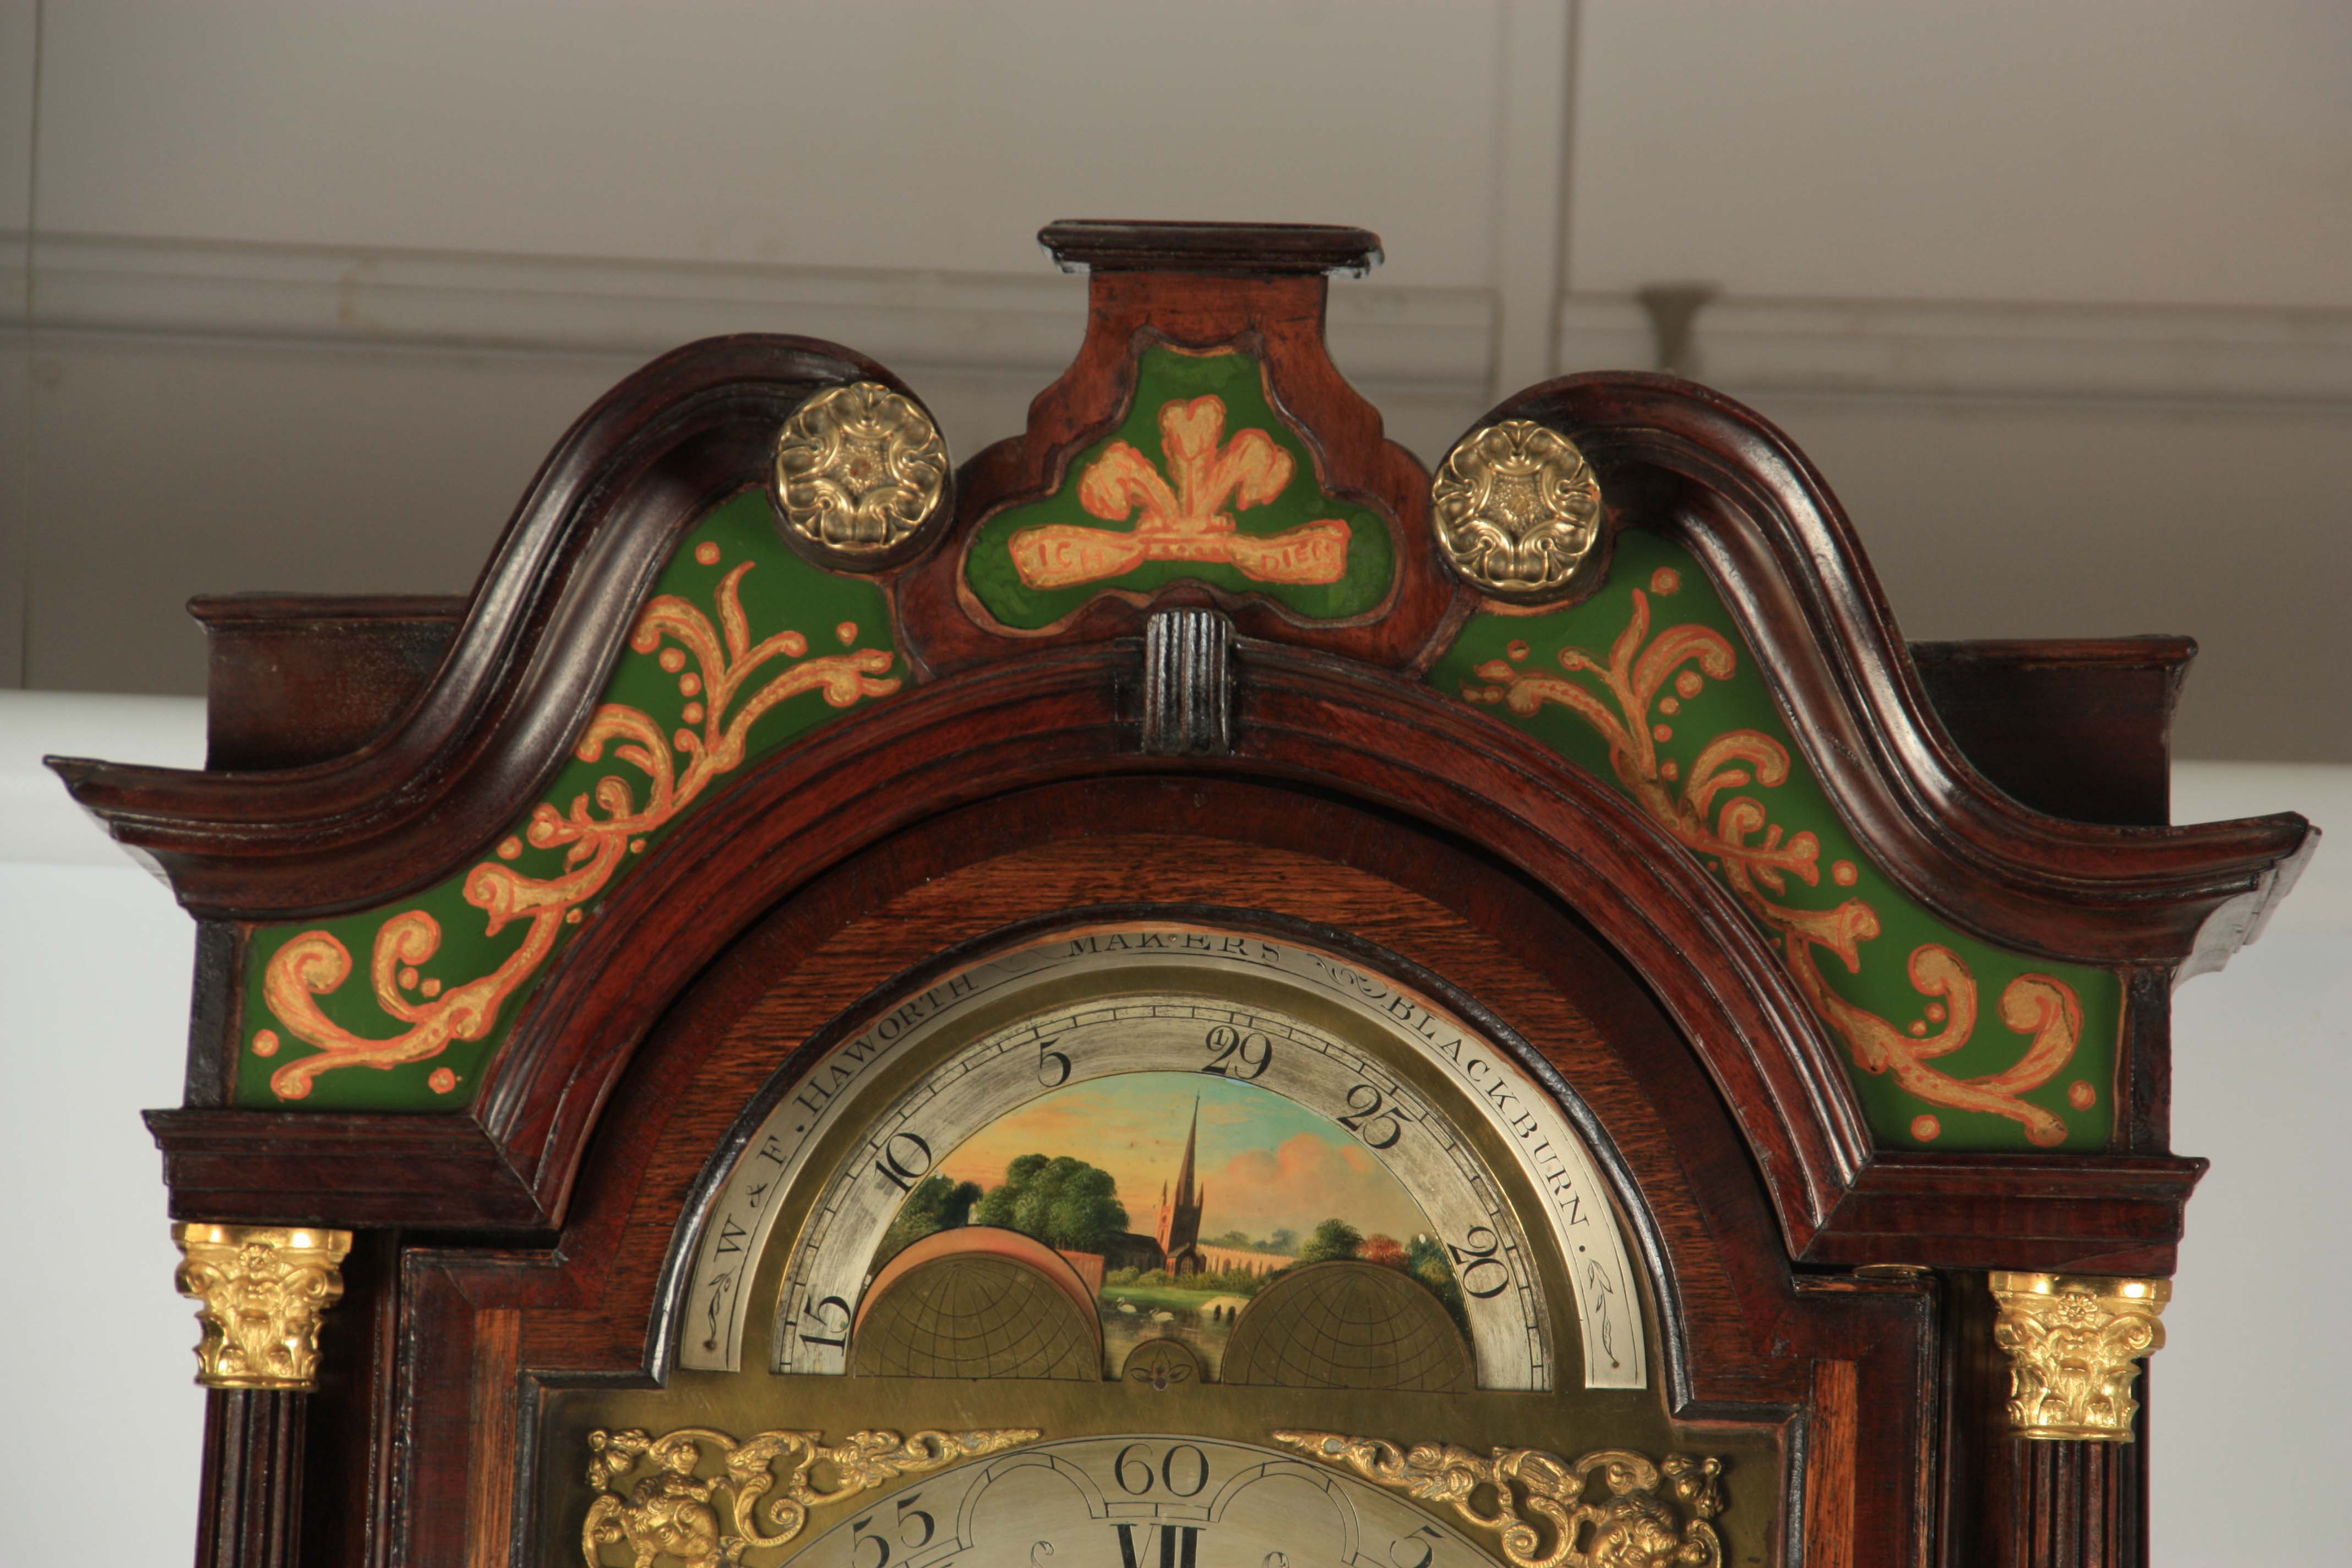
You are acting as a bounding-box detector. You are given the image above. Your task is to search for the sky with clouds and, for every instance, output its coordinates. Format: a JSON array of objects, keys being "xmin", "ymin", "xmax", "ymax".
[{"xmin": 935, "ymin": 1071, "xmax": 1430, "ymax": 1245}]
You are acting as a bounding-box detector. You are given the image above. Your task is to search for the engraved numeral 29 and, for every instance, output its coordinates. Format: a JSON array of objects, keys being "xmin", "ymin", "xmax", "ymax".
[{"xmin": 1202, "ymin": 1025, "xmax": 1271, "ymax": 1080}]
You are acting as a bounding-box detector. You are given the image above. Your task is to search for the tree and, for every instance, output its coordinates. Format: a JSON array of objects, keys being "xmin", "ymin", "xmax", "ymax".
[
  {"xmin": 1212, "ymin": 1230, "xmax": 1253, "ymax": 1249},
  {"xmin": 1298, "ymin": 1218, "xmax": 1363, "ymax": 1265},
  {"xmin": 1360, "ymin": 1233, "xmax": 1408, "ymax": 1268},
  {"xmin": 1266, "ymin": 1228, "xmax": 1299, "ymax": 1255},
  {"xmin": 1404, "ymin": 1234, "xmax": 1468, "ymax": 1332},
  {"xmin": 1404, "ymin": 1233, "xmax": 1449, "ymax": 1276},
  {"xmin": 973, "ymin": 1153, "xmax": 1128, "ymax": 1253},
  {"xmin": 878, "ymin": 1174, "xmax": 982, "ymax": 1260}
]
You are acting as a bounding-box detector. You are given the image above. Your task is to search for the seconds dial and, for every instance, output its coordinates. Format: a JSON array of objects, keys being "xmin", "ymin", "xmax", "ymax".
[{"xmin": 789, "ymin": 1436, "xmax": 1493, "ymax": 1568}]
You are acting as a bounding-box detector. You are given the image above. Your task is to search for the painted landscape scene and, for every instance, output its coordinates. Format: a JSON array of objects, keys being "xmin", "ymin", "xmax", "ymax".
[{"xmin": 869, "ymin": 1071, "xmax": 1467, "ymax": 1379}]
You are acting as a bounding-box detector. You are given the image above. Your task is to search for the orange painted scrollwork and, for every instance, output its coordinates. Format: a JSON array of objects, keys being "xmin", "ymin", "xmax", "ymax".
[
  {"xmin": 261, "ymin": 559, "xmax": 899, "ymax": 1100},
  {"xmin": 1461, "ymin": 569, "xmax": 2081, "ymax": 1146}
]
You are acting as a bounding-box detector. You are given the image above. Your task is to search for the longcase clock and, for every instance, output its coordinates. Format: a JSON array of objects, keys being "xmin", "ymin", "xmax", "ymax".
[{"xmin": 53, "ymin": 221, "xmax": 2315, "ymax": 1568}]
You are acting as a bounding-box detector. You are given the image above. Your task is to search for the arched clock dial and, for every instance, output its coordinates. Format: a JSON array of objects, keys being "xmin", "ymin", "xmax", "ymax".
[
  {"xmin": 775, "ymin": 997, "xmax": 1548, "ymax": 1387},
  {"xmin": 677, "ymin": 925, "xmax": 1648, "ymax": 1391}
]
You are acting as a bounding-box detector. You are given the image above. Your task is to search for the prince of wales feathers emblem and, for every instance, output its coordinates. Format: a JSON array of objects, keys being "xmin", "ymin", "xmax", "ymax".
[{"xmin": 1008, "ymin": 394, "xmax": 1352, "ymax": 589}]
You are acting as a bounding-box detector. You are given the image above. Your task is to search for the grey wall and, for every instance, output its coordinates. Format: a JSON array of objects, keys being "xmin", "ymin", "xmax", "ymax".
[{"xmin": 4, "ymin": 0, "xmax": 2348, "ymax": 761}]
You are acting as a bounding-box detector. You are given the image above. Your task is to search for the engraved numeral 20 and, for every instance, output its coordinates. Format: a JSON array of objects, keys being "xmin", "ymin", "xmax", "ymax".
[{"xmin": 1448, "ymin": 1226, "xmax": 1511, "ymax": 1299}]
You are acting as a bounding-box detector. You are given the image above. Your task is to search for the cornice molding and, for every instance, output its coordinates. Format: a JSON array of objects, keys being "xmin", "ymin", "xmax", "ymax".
[
  {"xmin": 1483, "ymin": 373, "xmax": 2316, "ymax": 972},
  {"xmin": 47, "ymin": 334, "xmax": 915, "ymax": 917},
  {"xmin": 49, "ymin": 349, "xmax": 2313, "ymax": 974}
]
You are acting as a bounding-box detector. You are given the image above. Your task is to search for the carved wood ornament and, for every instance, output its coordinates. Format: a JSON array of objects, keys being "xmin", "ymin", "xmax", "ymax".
[{"xmin": 52, "ymin": 222, "xmax": 2312, "ymax": 1568}]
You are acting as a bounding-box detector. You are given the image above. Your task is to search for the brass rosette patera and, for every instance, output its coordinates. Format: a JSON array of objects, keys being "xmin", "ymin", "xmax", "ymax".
[
  {"xmin": 771, "ymin": 381, "xmax": 950, "ymax": 568},
  {"xmin": 172, "ymin": 1222, "xmax": 353, "ymax": 1391},
  {"xmin": 1989, "ymin": 1272, "xmax": 2170, "ymax": 1441},
  {"xmin": 1431, "ymin": 420, "xmax": 1605, "ymax": 603}
]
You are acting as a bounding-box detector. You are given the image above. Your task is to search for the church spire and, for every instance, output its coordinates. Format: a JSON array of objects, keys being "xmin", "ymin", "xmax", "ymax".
[
  {"xmin": 1155, "ymin": 1097, "xmax": 1206, "ymax": 1262},
  {"xmin": 1173, "ymin": 1097, "xmax": 1200, "ymax": 1206}
]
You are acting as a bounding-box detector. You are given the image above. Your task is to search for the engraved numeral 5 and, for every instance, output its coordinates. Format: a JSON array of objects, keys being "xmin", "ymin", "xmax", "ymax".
[{"xmin": 896, "ymin": 1494, "xmax": 936, "ymax": 1551}]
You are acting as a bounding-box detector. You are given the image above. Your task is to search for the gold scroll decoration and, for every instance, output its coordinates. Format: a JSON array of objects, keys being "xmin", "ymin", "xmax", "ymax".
[
  {"xmin": 259, "ymin": 558, "xmax": 900, "ymax": 1099},
  {"xmin": 1273, "ymin": 1430, "xmax": 1725, "ymax": 1568},
  {"xmin": 1462, "ymin": 569, "xmax": 2084, "ymax": 1145},
  {"xmin": 1989, "ymin": 1273, "xmax": 2170, "ymax": 1441},
  {"xmin": 582, "ymin": 1427, "xmax": 1038, "ymax": 1568},
  {"xmin": 772, "ymin": 382, "xmax": 950, "ymax": 563},
  {"xmin": 1431, "ymin": 420, "xmax": 1605, "ymax": 603},
  {"xmin": 171, "ymin": 1223, "xmax": 353, "ymax": 1391}
]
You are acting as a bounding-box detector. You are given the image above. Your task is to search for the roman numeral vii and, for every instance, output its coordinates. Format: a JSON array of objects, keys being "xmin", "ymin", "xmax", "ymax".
[{"xmin": 1115, "ymin": 1524, "xmax": 1200, "ymax": 1568}]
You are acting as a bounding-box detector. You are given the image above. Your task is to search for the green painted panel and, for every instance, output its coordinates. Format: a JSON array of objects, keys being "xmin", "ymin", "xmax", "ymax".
[
  {"xmin": 1427, "ymin": 530, "xmax": 2119, "ymax": 1151},
  {"xmin": 237, "ymin": 492, "xmax": 905, "ymax": 1109},
  {"xmin": 966, "ymin": 347, "xmax": 1395, "ymax": 628}
]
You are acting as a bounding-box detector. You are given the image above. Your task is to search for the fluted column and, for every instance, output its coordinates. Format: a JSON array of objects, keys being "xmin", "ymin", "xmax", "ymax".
[
  {"xmin": 1988, "ymin": 1272, "xmax": 2169, "ymax": 1568},
  {"xmin": 173, "ymin": 1224, "xmax": 353, "ymax": 1568}
]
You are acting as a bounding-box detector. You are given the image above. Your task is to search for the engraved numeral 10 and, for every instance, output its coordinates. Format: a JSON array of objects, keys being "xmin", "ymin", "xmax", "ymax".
[{"xmin": 874, "ymin": 1131, "xmax": 933, "ymax": 1193}]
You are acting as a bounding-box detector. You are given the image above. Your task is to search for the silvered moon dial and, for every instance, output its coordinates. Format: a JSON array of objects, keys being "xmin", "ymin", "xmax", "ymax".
[{"xmin": 677, "ymin": 925, "xmax": 1648, "ymax": 1390}]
